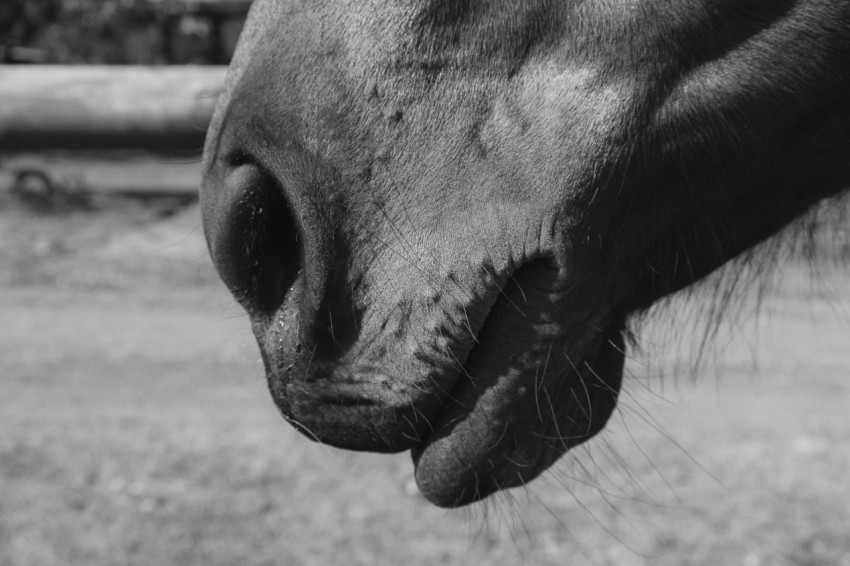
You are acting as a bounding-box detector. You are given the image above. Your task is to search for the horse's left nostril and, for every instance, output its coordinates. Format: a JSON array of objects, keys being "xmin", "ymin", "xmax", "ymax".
[{"xmin": 203, "ymin": 158, "xmax": 302, "ymax": 315}]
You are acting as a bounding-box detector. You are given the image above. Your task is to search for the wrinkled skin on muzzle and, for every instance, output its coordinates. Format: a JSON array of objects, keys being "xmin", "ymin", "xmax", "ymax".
[{"xmin": 201, "ymin": 0, "xmax": 850, "ymax": 507}]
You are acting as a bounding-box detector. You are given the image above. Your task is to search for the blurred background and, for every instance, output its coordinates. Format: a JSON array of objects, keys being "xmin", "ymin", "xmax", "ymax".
[
  {"xmin": 1, "ymin": 0, "xmax": 246, "ymax": 65},
  {"xmin": 1, "ymin": 2, "xmax": 850, "ymax": 565}
]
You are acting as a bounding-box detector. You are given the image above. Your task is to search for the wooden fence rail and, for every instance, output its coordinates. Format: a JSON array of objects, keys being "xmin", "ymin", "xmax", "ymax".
[{"xmin": 0, "ymin": 66, "xmax": 227, "ymax": 154}]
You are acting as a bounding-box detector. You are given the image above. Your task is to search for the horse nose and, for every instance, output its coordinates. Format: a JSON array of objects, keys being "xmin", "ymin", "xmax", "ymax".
[{"xmin": 201, "ymin": 152, "xmax": 302, "ymax": 315}]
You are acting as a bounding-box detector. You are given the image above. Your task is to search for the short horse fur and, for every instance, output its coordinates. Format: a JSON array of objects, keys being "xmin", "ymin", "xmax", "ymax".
[{"xmin": 201, "ymin": 0, "xmax": 850, "ymax": 507}]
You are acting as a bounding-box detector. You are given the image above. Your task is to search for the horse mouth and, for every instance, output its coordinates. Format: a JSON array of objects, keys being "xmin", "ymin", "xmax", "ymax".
[
  {"xmin": 262, "ymin": 259, "xmax": 625, "ymax": 508},
  {"xmin": 410, "ymin": 310, "xmax": 625, "ymax": 508}
]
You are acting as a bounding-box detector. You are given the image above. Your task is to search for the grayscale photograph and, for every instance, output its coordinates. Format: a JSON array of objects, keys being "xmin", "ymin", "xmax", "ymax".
[{"xmin": 1, "ymin": 1, "xmax": 849, "ymax": 564}]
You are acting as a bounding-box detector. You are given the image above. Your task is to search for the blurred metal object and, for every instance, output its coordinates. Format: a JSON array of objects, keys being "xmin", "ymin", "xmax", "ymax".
[
  {"xmin": 0, "ymin": 65, "xmax": 227, "ymax": 154},
  {"xmin": 1, "ymin": 153, "xmax": 204, "ymax": 200}
]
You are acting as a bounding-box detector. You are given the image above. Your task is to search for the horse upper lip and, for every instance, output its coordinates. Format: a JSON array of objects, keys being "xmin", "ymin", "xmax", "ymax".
[{"xmin": 272, "ymin": 365, "xmax": 449, "ymax": 452}]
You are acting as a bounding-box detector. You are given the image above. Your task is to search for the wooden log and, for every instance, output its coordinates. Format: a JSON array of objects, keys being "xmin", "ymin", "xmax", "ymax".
[{"xmin": 0, "ymin": 66, "xmax": 227, "ymax": 154}]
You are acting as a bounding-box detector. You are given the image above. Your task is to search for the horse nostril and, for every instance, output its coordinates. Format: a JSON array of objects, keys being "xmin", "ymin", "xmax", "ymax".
[{"xmin": 206, "ymin": 159, "xmax": 302, "ymax": 315}]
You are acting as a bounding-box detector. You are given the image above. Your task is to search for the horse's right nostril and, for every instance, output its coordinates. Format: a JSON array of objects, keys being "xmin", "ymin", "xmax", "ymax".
[{"xmin": 204, "ymin": 159, "xmax": 302, "ymax": 315}]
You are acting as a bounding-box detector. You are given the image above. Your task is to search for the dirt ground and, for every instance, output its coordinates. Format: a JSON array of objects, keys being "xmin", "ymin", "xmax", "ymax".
[{"xmin": 1, "ymin": 190, "xmax": 849, "ymax": 566}]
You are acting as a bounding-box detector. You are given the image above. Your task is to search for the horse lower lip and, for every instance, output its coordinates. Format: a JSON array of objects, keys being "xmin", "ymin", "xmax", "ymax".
[
  {"xmin": 408, "ymin": 257, "xmax": 624, "ymax": 507},
  {"xmin": 411, "ymin": 330, "xmax": 618, "ymax": 508},
  {"xmin": 409, "ymin": 271, "xmax": 566, "ymax": 505}
]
